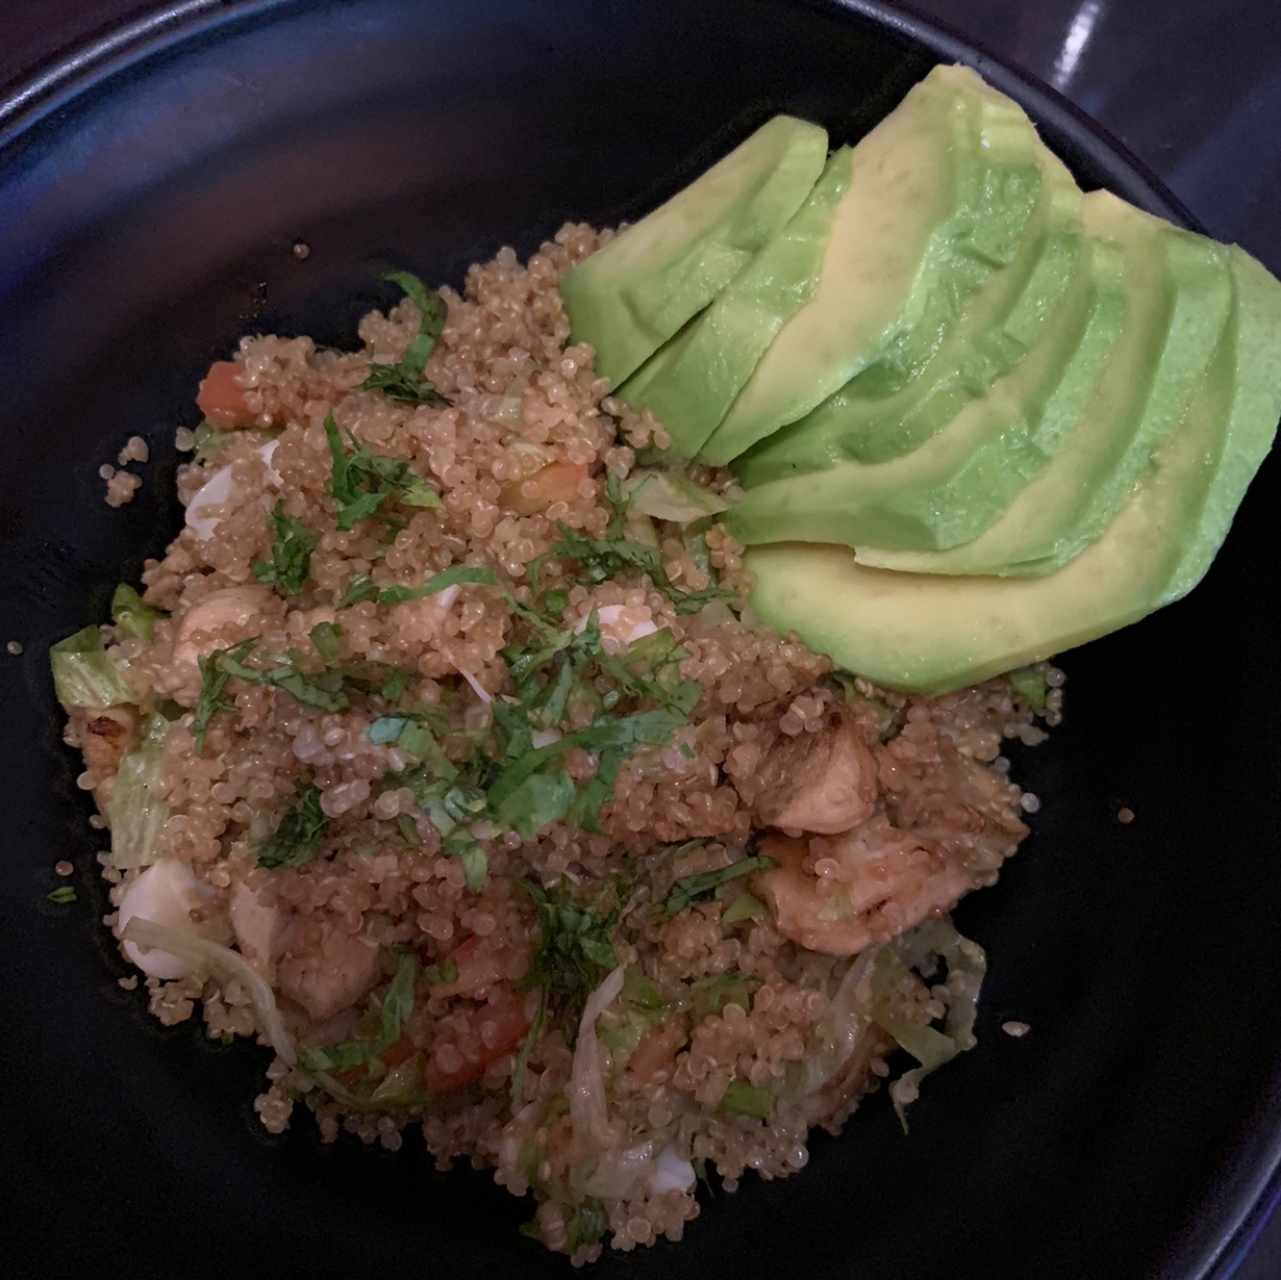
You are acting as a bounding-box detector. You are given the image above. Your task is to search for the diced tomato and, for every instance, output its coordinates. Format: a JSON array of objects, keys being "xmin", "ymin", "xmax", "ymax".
[
  {"xmin": 431, "ymin": 935, "xmax": 530, "ymax": 998},
  {"xmin": 499, "ymin": 461, "xmax": 589, "ymax": 514},
  {"xmin": 423, "ymin": 989, "xmax": 532, "ymax": 1094},
  {"xmin": 625, "ymin": 1018, "xmax": 688, "ymax": 1084},
  {"xmin": 196, "ymin": 360, "xmax": 257, "ymax": 428}
]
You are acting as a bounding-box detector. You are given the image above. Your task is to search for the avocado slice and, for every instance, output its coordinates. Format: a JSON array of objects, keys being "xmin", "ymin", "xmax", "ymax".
[
  {"xmin": 559, "ymin": 115, "xmax": 827, "ymax": 388},
  {"xmin": 743, "ymin": 246, "xmax": 1281, "ymax": 694},
  {"xmin": 856, "ymin": 193, "xmax": 1233, "ymax": 576},
  {"xmin": 614, "ymin": 146, "xmax": 855, "ymax": 458},
  {"xmin": 727, "ymin": 233, "xmax": 1128, "ymax": 552},
  {"xmin": 735, "ymin": 154, "xmax": 1082, "ymax": 486},
  {"xmin": 696, "ymin": 65, "xmax": 1041, "ymax": 466}
]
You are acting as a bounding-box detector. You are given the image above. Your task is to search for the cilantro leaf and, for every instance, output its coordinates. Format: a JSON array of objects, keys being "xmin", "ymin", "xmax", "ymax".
[
  {"xmin": 252, "ymin": 501, "xmax": 318, "ymax": 596},
  {"xmin": 193, "ymin": 637, "xmax": 257, "ymax": 753},
  {"xmin": 258, "ymin": 783, "xmax": 329, "ymax": 869},
  {"xmin": 360, "ymin": 271, "xmax": 449, "ymax": 405},
  {"xmin": 339, "ymin": 574, "xmax": 378, "ymax": 607},
  {"xmin": 376, "ymin": 564, "xmax": 496, "ymax": 605},
  {"xmin": 324, "ymin": 413, "xmax": 442, "ymax": 531},
  {"xmin": 520, "ymin": 879, "xmax": 619, "ymax": 1014},
  {"xmin": 309, "ymin": 621, "xmax": 342, "ymax": 662},
  {"xmin": 47, "ymin": 885, "xmax": 77, "ymax": 905},
  {"xmin": 664, "ymin": 854, "xmax": 777, "ymax": 917}
]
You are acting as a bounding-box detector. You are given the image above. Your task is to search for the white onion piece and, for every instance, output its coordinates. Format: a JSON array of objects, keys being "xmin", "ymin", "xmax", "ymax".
[
  {"xmin": 651, "ymin": 1145, "xmax": 697, "ymax": 1195},
  {"xmin": 116, "ymin": 858, "xmax": 223, "ymax": 979},
  {"xmin": 568, "ymin": 964, "xmax": 625, "ymax": 1150},
  {"xmin": 575, "ymin": 605, "xmax": 660, "ymax": 647},
  {"xmin": 185, "ymin": 440, "xmax": 281, "ymax": 540}
]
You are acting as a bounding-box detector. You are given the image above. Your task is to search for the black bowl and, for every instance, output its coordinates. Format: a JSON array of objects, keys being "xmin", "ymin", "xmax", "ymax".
[{"xmin": 3, "ymin": 3, "xmax": 1278, "ymax": 1277}]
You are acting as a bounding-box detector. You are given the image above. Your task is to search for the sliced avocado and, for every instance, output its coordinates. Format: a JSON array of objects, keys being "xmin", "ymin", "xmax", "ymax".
[
  {"xmin": 614, "ymin": 146, "xmax": 854, "ymax": 458},
  {"xmin": 559, "ymin": 116, "xmax": 828, "ymax": 388},
  {"xmin": 857, "ymin": 194, "xmax": 1233, "ymax": 576},
  {"xmin": 735, "ymin": 156, "xmax": 1082, "ymax": 486},
  {"xmin": 727, "ymin": 234, "xmax": 1128, "ymax": 552},
  {"xmin": 697, "ymin": 65, "xmax": 1041, "ymax": 465},
  {"xmin": 743, "ymin": 246, "xmax": 1281, "ymax": 694}
]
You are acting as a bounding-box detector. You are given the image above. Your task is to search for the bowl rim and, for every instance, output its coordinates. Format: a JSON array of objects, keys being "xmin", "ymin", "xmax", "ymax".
[{"xmin": 0, "ymin": 1, "xmax": 1269, "ymax": 1277}]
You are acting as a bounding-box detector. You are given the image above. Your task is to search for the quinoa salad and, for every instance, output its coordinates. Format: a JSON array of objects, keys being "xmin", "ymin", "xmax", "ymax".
[{"xmin": 51, "ymin": 226, "xmax": 1063, "ymax": 1263}]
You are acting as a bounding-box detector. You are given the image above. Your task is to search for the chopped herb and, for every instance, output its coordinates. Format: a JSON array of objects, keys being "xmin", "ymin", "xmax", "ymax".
[
  {"xmin": 664, "ymin": 854, "xmax": 776, "ymax": 917},
  {"xmin": 360, "ymin": 271, "xmax": 449, "ymax": 405},
  {"xmin": 111, "ymin": 583, "xmax": 163, "ymax": 641},
  {"xmin": 719, "ymin": 1080, "xmax": 773, "ymax": 1120},
  {"xmin": 520, "ymin": 880, "xmax": 619, "ymax": 1018},
  {"xmin": 193, "ymin": 637, "xmax": 257, "ymax": 752},
  {"xmin": 339, "ymin": 574, "xmax": 379, "ymax": 607},
  {"xmin": 47, "ymin": 885, "xmax": 77, "ymax": 905},
  {"xmin": 1007, "ymin": 665, "xmax": 1049, "ymax": 714},
  {"xmin": 396, "ymin": 814, "xmax": 419, "ymax": 846},
  {"xmin": 531, "ymin": 522, "xmax": 735, "ymax": 616},
  {"xmin": 192, "ymin": 421, "xmax": 237, "ymax": 464},
  {"xmin": 258, "ymin": 784, "xmax": 329, "ymax": 869},
  {"xmin": 377, "ymin": 564, "xmax": 496, "ymax": 605},
  {"xmin": 309, "ymin": 621, "xmax": 342, "ymax": 662},
  {"xmin": 252, "ymin": 501, "xmax": 318, "ymax": 595},
  {"xmin": 721, "ymin": 891, "xmax": 767, "ymax": 927},
  {"xmin": 510, "ymin": 985, "xmax": 548, "ymax": 1105},
  {"xmin": 324, "ymin": 413, "xmax": 442, "ymax": 531}
]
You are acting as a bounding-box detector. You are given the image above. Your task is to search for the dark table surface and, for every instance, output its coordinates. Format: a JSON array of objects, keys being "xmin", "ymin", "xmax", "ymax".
[{"xmin": 4, "ymin": 1, "xmax": 1279, "ymax": 1275}]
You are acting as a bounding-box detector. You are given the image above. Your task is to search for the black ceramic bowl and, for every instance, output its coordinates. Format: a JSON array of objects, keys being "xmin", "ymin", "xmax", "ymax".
[{"xmin": 3, "ymin": 3, "xmax": 1279, "ymax": 1277}]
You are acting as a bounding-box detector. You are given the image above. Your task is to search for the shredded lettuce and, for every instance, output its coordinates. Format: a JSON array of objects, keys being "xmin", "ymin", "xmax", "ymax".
[
  {"xmin": 718, "ymin": 1080, "xmax": 773, "ymax": 1119},
  {"xmin": 107, "ymin": 714, "xmax": 172, "ymax": 869},
  {"xmin": 121, "ymin": 917, "xmax": 296, "ymax": 1065},
  {"xmin": 111, "ymin": 584, "xmax": 162, "ymax": 641},
  {"xmin": 50, "ymin": 626, "xmax": 134, "ymax": 709},
  {"xmin": 568, "ymin": 965, "xmax": 624, "ymax": 1151},
  {"xmin": 870, "ymin": 917, "xmax": 987, "ymax": 1129},
  {"xmin": 623, "ymin": 468, "xmax": 728, "ymax": 523}
]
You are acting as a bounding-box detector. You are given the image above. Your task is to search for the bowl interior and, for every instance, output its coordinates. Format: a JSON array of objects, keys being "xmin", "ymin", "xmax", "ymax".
[{"xmin": 1, "ymin": 2, "xmax": 1277, "ymax": 1277}]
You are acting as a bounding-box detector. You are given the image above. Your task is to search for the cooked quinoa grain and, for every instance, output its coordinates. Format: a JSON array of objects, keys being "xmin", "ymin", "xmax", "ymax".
[{"xmin": 56, "ymin": 227, "xmax": 1059, "ymax": 1262}]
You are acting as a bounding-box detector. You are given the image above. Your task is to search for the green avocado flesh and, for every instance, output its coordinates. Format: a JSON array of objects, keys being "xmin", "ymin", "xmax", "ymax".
[
  {"xmin": 696, "ymin": 65, "xmax": 1042, "ymax": 465},
  {"xmin": 735, "ymin": 152, "xmax": 1081, "ymax": 484},
  {"xmin": 559, "ymin": 114, "xmax": 828, "ymax": 388},
  {"xmin": 615, "ymin": 146, "xmax": 855, "ymax": 459},
  {"xmin": 856, "ymin": 192, "xmax": 1234, "ymax": 576},
  {"xmin": 744, "ymin": 246, "xmax": 1281, "ymax": 694},
  {"xmin": 727, "ymin": 233, "xmax": 1128, "ymax": 552}
]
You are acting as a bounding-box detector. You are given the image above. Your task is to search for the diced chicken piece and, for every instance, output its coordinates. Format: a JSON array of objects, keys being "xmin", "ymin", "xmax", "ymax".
[
  {"xmin": 499, "ymin": 461, "xmax": 589, "ymax": 514},
  {"xmin": 172, "ymin": 585, "xmax": 274, "ymax": 671},
  {"xmin": 277, "ymin": 921, "xmax": 381, "ymax": 1022},
  {"xmin": 229, "ymin": 880, "xmax": 287, "ymax": 981},
  {"xmin": 753, "ymin": 824, "xmax": 974, "ymax": 957},
  {"xmin": 755, "ymin": 715, "xmax": 878, "ymax": 835},
  {"xmin": 117, "ymin": 858, "xmax": 224, "ymax": 979}
]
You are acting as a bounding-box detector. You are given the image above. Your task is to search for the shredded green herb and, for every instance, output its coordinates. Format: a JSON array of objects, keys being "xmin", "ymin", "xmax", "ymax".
[
  {"xmin": 664, "ymin": 854, "xmax": 776, "ymax": 917},
  {"xmin": 252, "ymin": 501, "xmax": 318, "ymax": 596},
  {"xmin": 309, "ymin": 621, "xmax": 342, "ymax": 662},
  {"xmin": 47, "ymin": 885, "xmax": 77, "ymax": 905},
  {"xmin": 193, "ymin": 637, "xmax": 257, "ymax": 752},
  {"xmin": 258, "ymin": 783, "xmax": 329, "ymax": 869},
  {"xmin": 324, "ymin": 413, "xmax": 441, "ymax": 531},
  {"xmin": 565, "ymin": 1200, "xmax": 608, "ymax": 1253},
  {"xmin": 360, "ymin": 271, "xmax": 449, "ymax": 405},
  {"xmin": 377, "ymin": 564, "xmax": 496, "ymax": 605}
]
